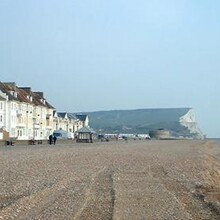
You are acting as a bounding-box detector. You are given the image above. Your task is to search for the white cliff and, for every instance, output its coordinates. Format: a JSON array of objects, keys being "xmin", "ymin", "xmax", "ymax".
[{"xmin": 179, "ymin": 109, "xmax": 204, "ymax": 139}]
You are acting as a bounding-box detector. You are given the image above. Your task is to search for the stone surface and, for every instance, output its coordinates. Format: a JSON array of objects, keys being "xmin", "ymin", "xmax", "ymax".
[{"xmin": 0, "ymin": 140, "xmax": 219, "ymax": 219}]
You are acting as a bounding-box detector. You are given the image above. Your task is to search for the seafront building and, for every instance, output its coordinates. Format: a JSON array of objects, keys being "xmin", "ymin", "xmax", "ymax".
[
  {"xmin": 0, "ymin": 81, "xmax": 89, "ymax": 141},
  {"xmin": 53, "ymin": 112, "xmax": 86, "ymax": 133}
]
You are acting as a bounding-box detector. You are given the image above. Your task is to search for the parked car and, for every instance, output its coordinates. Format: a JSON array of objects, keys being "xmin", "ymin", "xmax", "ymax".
[{"xmin": 97, "ymin": 134, "xmax": 109, "ymax": 142}]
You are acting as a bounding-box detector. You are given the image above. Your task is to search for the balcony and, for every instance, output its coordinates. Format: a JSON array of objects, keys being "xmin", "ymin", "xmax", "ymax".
[
  {"xmin": 34, "ymin": 123, "xmax": 40, "ymax": 129},
  {"xmin": 16, "ymin": 123, "xmax": 25, "ymax": 128},
  {"xmin": 16, "ymin": 110, "xmax": 22, "ymax": 117}
]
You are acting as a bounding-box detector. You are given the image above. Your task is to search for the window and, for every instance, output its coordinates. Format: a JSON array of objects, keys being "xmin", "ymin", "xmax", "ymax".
[
  {"xmin": 0, "ymin": 115, "xmax": 3, "ymax": 122},
  {"xmin": 0, "ymin": 102, "xmax": 3, "ymax": 110},
  {"xmin": 17, "ymin": 130, "xmax": 22, "ymax": 137}
]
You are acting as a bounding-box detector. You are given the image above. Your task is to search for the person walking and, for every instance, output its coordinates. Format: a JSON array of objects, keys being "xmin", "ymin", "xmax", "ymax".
[
  {"xmin": 49, "ymin": 134, "xmax": 53, "ymax": 145},
  {"xmin": 53, "ymin": 135, "xmax": 57, "ymax": 145}
]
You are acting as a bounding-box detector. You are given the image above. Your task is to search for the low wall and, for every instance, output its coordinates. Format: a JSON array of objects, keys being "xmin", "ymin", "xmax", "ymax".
[{"xmin": 0, "ymin": 139, "xmax": 76, "ymax": 147}]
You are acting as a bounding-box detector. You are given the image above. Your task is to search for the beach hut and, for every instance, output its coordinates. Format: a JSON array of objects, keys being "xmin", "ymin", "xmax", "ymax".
[{"xmin": 76, "ymin": 127, "xmax": 96, "ymax": 143}]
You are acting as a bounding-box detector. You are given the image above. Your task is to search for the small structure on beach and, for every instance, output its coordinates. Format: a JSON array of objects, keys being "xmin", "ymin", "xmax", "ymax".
[
  {"xmin": 149, "ymin": 129, "xmax": 171, "ymax": 139},
  {"xmin": 76, "ymin": 127, "xmax": 96, "ymax": 143}
]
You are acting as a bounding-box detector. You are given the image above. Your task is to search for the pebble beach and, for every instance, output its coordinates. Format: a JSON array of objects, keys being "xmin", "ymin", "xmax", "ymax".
[{"xmin": 0, "ymin": 139, "xmax": 220, "ymax": 219}]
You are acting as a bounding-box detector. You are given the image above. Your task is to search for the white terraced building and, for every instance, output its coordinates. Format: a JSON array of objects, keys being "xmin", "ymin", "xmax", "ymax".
[{"xmin": 0, "ymin": 82, "xmax": 89, "ymax": 141}]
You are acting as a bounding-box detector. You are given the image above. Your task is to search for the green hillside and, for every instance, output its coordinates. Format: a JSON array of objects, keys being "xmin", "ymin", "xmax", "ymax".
[{"xmin": 85, "ymin": 108, "xmax": 192, "ymax": 136}]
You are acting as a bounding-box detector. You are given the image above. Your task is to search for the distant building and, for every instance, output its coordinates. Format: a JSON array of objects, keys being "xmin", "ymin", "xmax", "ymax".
[
  {"xmin": 76, "ymin": 127, "xmax": 96, "ymax": 143},
  {"xmin": 75, "ymin": 114, "xmax": 89, "ymax": 127},
  {"xmin": 0, "ymin": 82, "xmax": 55, "ymax": 140},
  {"xmin": 0, "ymin": 90, "xmax": 7, "ymax": 132},
  {"xmin": 149, "ymin": 129, "xmax": 171, "ymax": 139},
  {"xmin": 0, "ymin": 81, "xmax": 91, "ymax": 141},
  {"xmin": 0, "ymin": 81, "xmax": 92, "ymax": 141},
  {"xmin": 53, "ymin": 111, "xmax": 84, "ymax": 134}
]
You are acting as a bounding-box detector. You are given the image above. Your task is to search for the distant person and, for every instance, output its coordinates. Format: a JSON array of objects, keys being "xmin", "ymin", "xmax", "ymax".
[
  {"xmin": 89, "ymin": 133, "xmax": 93, "ymax": 143},
  {"xmin": 53, "ymin": 135, "xmax": 57, "ymax": 145},
  {"xmin": 49, "ymin": 134, "xmax": 53, "ymax": 145}
]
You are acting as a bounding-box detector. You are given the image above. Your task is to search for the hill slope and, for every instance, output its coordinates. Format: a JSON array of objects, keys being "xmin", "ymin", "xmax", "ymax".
[{"xmin": 85, "ymin": 108, "xmax": 203, "ymax": 139}]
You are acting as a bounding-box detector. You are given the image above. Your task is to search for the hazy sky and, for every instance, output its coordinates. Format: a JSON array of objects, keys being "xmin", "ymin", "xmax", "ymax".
[{"xmin": 0, "ymin": 0, "xmax": 219, "ymax": 137}]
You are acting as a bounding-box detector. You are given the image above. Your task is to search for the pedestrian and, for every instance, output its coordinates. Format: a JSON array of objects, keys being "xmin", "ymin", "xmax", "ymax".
[
  {"xmin": 53, "ymin": 135, "xmax": 57, "ymax": 145},
  {"xmin": 49, "ymin": 134, "xmax": 53, "ymax": 145}
]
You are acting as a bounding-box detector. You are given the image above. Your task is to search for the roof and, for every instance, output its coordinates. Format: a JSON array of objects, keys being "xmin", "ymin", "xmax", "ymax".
[
  {"xmin": 75, "ymin": 114, "xmax": 88, "ymax": 122},
  {"xmin": 31, "ymin": 91, "xmax": 55, "ymax": 109},
  {"xmin": 0, "ymin": 90, "xmax": 7, "ymax": 101},
  {"xmin": 0, "ymin": 82, "xmax": 19, "ymax": 101},
  {"xmin": 0, "ymin": 95, "xmax": 6, "ymax": 101},
  {"xmin": 67, "ymin": 113, "xmax": 78, "ymax": 120},
  {"xmin": 77, "ymin": 127, "xmax": 96, "ymax": 134},
  {"xmin": 0, "ymin": 82, "xmax": 55, "ymax": 109},
  {"xmin": 57, "ymin": 112, "xmax": 67, "ymax": 119}
]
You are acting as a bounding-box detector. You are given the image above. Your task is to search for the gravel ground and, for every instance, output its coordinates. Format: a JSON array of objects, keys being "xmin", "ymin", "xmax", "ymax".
[{"xmin": 0, "ymin": 139, "xmax": 219, "ymax": 220}]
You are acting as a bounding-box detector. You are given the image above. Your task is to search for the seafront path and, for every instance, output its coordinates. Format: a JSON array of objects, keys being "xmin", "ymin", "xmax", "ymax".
[{"xmin": 0, "ymin": 140, "xmax": 220, "ymax": 219}]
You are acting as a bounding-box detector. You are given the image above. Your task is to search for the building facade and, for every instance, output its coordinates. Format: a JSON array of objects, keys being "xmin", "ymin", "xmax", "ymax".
[{"xmin": 0, "ymin": 81, "xmax": 90, "ymax": 141}]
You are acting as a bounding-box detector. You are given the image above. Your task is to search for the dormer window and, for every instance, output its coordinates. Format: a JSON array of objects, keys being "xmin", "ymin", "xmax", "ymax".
[
  {"xmin": 41, "ymin": 99, "xmax": 46, "ymax": 104},
  {"xmin": 14, "ymin": 92, "xmax": 17, "ymax": 98},
  {"xmin": 27, "ymin": 95, "xmax": 29, "ymax": 99},
  {"xmin": 30, "ymin": 96, "xmax": 33, "ymax": 102}
]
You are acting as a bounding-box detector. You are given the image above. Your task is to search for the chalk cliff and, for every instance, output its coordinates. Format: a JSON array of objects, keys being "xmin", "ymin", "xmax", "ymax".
[
  {"xmin": 86, "ymin": 108, "xmax": 204, "ymax": 139},
  {"xmin": 179, "ymin": 109, "xmax": 204, "ymax": 139}
]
